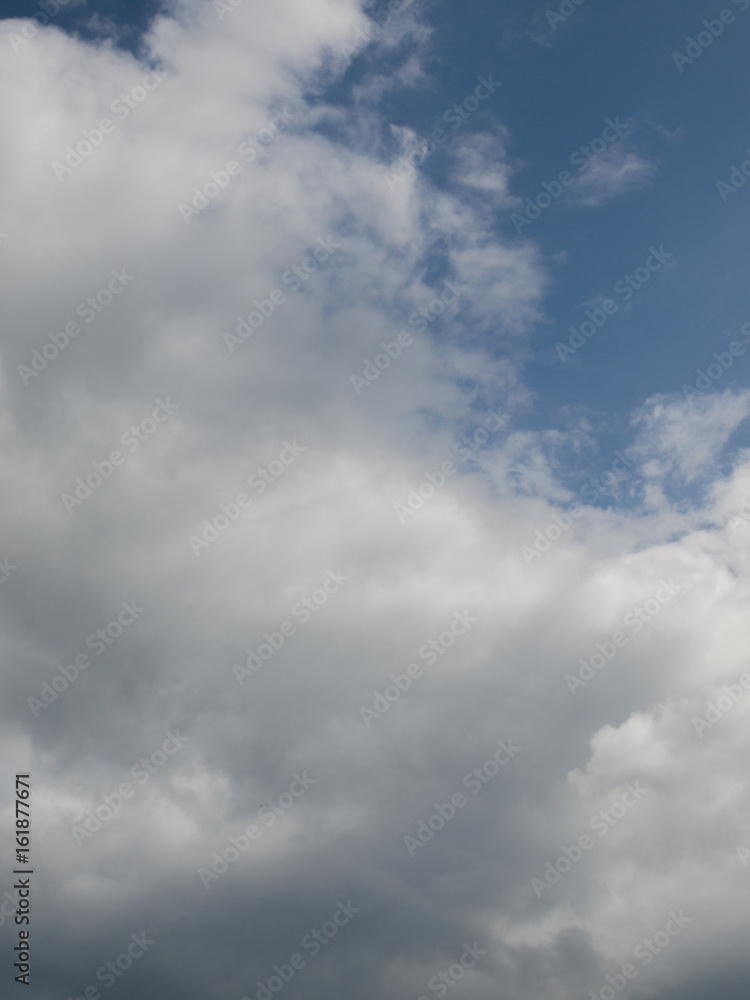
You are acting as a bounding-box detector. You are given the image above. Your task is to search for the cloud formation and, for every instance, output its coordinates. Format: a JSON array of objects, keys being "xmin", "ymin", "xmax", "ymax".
[{"xmin": 1, "ymin": 2, "xmax": 749, "ymax": 999}]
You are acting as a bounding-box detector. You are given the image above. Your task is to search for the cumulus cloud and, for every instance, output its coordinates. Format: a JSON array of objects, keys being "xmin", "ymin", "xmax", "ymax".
[{"xmin": 0, "ymin": 3, "xmax": 748, "ymax": 1000}]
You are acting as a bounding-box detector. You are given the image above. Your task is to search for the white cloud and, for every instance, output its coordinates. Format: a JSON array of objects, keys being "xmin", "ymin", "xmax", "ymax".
[
  {"xmin": 1, "ymin": 3, "xmax": 749, "ymax": 999},
  {"xmin": 449, "ymin": 132, "xmax": 518, "ymax": 207},
  {"xmin": 567, "ymin": 145, "xmax": 657, "ymax": 207},
  {"xmin": 630, "ymin": 391, "xmax": 750, "ymax": 483}
]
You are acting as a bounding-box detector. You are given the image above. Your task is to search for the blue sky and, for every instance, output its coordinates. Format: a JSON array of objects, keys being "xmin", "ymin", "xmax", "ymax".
[
  {"xmin": 6, "ymin": 0, "xmax": 749, "ymax": 450},
  {"xmin": 325, "ymin": 0, "xmax": 750, "ymax": 494},
  {"xmin": 2, "ymin": 2, "xmax": 750, "ymax": 999}
]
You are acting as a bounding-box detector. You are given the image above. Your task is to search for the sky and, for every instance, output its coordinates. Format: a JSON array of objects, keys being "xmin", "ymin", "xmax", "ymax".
[{"xmin": 1, "ymin": 0, "xmax": 750, "ymax": 998}]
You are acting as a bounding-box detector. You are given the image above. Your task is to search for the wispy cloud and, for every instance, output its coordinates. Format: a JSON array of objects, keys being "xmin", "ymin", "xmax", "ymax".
[{"xmin": 567, "ymin": 146, "xmax": 657, "ymax": 207}]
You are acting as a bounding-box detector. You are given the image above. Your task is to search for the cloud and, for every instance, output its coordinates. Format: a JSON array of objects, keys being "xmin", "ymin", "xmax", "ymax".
[
  {"xmin": 567, "ymin": 145, "xmax": 657, "ymax": 207},
  {"xmin": 448, "ymin": 132, "xmax": 518, "ymax": 207},
  {"xmin": 630, "ymin": 391, "xmax": 750, "ymax": 484},
  {"xmin": 1, "ymin": 3, "xmax": 749, "ymax": 1000}
]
